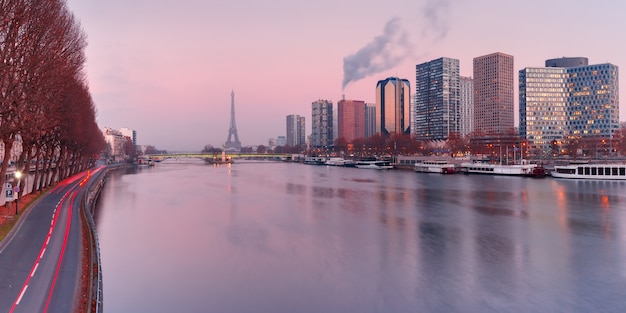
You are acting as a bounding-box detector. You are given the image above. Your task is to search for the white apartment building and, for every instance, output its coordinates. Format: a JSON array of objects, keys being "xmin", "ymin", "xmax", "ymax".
[{"xmin": 103, "ymin": 127, "xmax": 127, "ymax": 162}]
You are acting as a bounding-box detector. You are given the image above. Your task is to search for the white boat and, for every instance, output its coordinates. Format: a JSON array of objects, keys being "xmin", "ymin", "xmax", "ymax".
[
  {"xmin": 304, "ymin": 157, "xmax": 326, "ymax": 165},
  {"xmin": 551, "ymin": 163, "xmax": 626, "ymax": 180},
  {"xmin": 325, "ymin": 157, "xmax": 356, "ymax": 167},
  {"xmin": 414, "ymin": 160, "xmax": 456, "ymax": 174},
  {"xmin": 460, "ymin": 161, "xmax": 546, "ymax": 177},
  {"xmin": 355, "ymin": 160, "xmax": 394, "ymax": 170},
  {"xmin": 136, "ymin": 157, "xmax": 155, "ymax": 167}
]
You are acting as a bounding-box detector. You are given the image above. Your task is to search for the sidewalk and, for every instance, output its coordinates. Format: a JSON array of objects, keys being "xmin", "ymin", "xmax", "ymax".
[{"xmin": 0, "ymin": 193, "xmax": 40, "ymax": 241}]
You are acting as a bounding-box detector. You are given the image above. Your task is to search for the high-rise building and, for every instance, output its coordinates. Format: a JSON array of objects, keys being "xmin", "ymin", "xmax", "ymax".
[
  {"xmin": 333, "ymin": 105, "xmax": 338, "ymax": 144},
  {"xmin": 473, "ymin": 52, "xmax": 515, "ymax": 134},
  {"xmin": 566, "ymin": 63, "xmax": 619, "ymax": 138},
  {"xmin": 520, "ymin": 59, "xmax": 619, "ymax": 154},
  {"xmin": 286, "ymin": 115, "xmax": 305, "ymax": 147},
  {"xmin": 364, "ymin": 103, "xmax": 376, "ymax": 138},
  {"xmin": 120, "ymin": 128, "xmax": 137, "ymax": 146},
  {"xmin": 102, "ymin": 127, "xmax": 126, "ymax": 162},
  {"xmin": 519, "ymin": 67, "xmax": 568, "ymax": 154},
  {"xmin": 375, "ymin": 77, "xmax": 411, "ymax": 136},
  {"xmin": 299, "ymin": 116, "xmax": 306, "ymax": 146},
  {"xmin": 414, "ymin": 57, "xmax": 460, "ymax": 140},
  {"xmin": 311, "ymin": 100, "xmax": 334, "ymax": 148},
  {"xmin": 460, "ymin": 76, "xmax": 474, "ymax": 137},
  {"xmin": 276, "ymin": 136, "xmax": 286, "ymax": 147},
  {"xmin": 337, "ymin": 99, "xmax": 366, "ymax": 143}
]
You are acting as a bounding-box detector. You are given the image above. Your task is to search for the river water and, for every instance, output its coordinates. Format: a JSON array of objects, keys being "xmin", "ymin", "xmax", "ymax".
[{"xmin": 94, "ymin": 159, "xmax": 626, "ymax": 313}]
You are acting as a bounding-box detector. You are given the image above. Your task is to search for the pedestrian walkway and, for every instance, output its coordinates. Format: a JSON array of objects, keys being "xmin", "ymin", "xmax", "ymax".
[{"xmin": 0, "ymin": 192, "xmax": 41, "ymax": 240}]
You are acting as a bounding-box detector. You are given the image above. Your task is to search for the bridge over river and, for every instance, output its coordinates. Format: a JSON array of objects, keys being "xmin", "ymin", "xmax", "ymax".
[{"xmin": 146, "ymin": 153, "xmax": 291, "ymax": 162}]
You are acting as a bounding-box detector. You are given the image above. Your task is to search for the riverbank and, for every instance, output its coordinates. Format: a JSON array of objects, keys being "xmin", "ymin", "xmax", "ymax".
[{"xmin": 79, "ymin": 163, "xmax": 127, "ymax": 312}]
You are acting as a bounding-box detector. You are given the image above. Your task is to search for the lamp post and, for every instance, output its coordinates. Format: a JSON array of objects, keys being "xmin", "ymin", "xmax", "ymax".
[{"xmin": 14, "ymin": 170, "xmax": 21, "ymax": 215}]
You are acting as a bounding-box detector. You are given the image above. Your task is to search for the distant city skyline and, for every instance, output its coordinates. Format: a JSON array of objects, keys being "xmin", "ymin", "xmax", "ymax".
[{"xmin": 66, "ymin": 0, "xmax": 626, "ymax": 151}]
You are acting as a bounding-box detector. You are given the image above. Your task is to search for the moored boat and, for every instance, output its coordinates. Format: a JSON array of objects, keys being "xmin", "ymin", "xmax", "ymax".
[
  {"xmin": 460, "ymin": 161, "xmax": 546, "ymax": 177},
  {"xmin": 135, "ymin": 157, "xmax": 155, "ymax": 167},
  {"xmin": 304, "ymin": 157, "xmax": 327, "ymax": 165},
  {"xmin": 325, "ymin": 157, "xmax": 356, "ymax": 167},
  {"xmin": 205, "ymin": 151, "xmax": 234, "ymax": 165},
  {"xmin": 355, "ymin": 160, "xmax": 394, "ymax": 170},
  {"xmin": 205, "ymin": 158, "xmax": 234, "ymax": 165},
  {"xmin": 551, "ymin": 163, "xmax": 626, "ymax": 180},
  {"xmin": 414, "ymin": 160, "xmax": 456, "ymax": 174}
]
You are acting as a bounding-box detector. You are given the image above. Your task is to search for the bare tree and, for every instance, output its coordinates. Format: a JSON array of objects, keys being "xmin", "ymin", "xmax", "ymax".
[
  {"xmin": 445, "ymin": 132, "xmax": 467, "ymax": 156},
  {"xmin": 0, "ymin": 0, "xmax": 101, "ymax": 194},
  {"xmin": 256, "ymin": 145, "xmax": 267, "ymax": 154},
  {"xmin": 614, "ymin": 128, "xmax": 626, "ymax": 156}
]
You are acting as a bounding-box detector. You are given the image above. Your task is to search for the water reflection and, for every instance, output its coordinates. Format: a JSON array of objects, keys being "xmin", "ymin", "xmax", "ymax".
[{"xmin": 96, "ymin": 162, "xmax": 626, "ymax": 312}]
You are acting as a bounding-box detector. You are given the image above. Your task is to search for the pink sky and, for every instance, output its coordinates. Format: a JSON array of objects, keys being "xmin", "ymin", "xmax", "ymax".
[{"xmin": 66, "ymin": 0, "xmax": 626, "ymax": 151}]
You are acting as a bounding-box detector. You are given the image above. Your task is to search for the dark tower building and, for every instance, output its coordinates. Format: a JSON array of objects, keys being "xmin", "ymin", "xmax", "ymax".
[
  {"xmin": 311, "ymin": 100, "xmax": 334, "ymax": 148},
  {"xmin": 414, "ymin": 57, "xmax": 460, "ymax": 140},
  {"xmin": 224, "ymin": 90, "xmax": 242, "ymax": 151}
]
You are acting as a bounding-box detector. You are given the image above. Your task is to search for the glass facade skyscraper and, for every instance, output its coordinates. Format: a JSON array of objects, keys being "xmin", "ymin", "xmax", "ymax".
[
  {"xmin": 414, "ymin": 57, "xmax": 460, "ymax": 140},
  {"xmin": 519, "ymin": 67, "xmax": 568, "ymax": 154},
  {"xmin": 567, "ymin": 63, "xmax": 619, "ymax": 138},
  {"xmin": 519, "ymin": 61, "xmax": 619, "ymax": 155},
  {"xmin": 375, "ymin": 77, "xmax": 411, "ymax": 136}
]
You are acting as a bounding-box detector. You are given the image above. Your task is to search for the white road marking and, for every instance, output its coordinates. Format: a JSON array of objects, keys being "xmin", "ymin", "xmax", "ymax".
[
  {"xmin": 16, "ymin": 285, "xmax": 28, "ymax": 305},
  {"xmin": 31, "ymin": 263, "xmax": 39, "ymax": 277}
]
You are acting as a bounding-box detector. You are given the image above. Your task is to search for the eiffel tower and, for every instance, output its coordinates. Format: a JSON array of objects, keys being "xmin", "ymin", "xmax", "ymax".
[{"xmin": 224, "ymin": 90, "xmax": 242, "ymax": 151}]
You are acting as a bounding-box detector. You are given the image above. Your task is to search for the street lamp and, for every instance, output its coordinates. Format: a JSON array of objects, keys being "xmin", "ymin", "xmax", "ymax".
[{"xmin": 14, "ymin": 170, "xmax": 21, "ymax": 215}]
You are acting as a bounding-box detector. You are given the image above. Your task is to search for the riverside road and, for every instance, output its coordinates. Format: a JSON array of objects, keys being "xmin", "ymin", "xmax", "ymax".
[{"xmin": 0, "ymin": 167, "xmax": 104, "ymax": 312}]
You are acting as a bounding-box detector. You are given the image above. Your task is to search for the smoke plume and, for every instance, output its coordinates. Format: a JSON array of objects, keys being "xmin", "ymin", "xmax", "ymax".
[
  {"xmin": 341, "ymin": 0, "xmax": 454, "ymax": 90},
  {"xmin": 341, "ymin": 18, "xmax": 412, "ymax": 90},
  {"xmin": 422, "ymin": 0, "xmax": 452, "ymax": 41}
]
